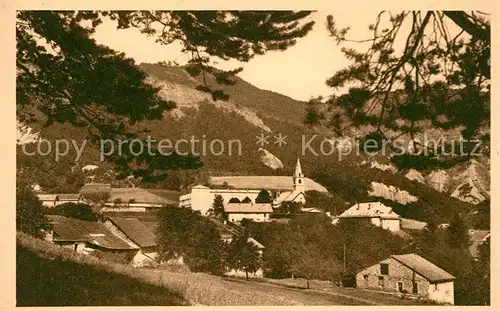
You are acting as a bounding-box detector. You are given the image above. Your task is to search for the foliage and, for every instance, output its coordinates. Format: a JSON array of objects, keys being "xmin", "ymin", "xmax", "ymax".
[
  {"xmin": 304, "ymin": 190, "xmax": 346, "ymax": 214},
  {"xmin": 16, "ymin": 176, "xmax": 52, "ymax": 238},
  {"xmin": 322, "ymin": 11, "xmax": 490, "ymax": 167},
  {"xmin": 208, "ymin": 194, "xmax": 226, "ymax": 220},
  {"xmin": 412, "ymin": 227, "xmax": 489, "ymax": 305},
  {"xmin": 226, "ymin": 233, "xmax": 262, "ymax": 281},
  {"xmin": 447, "ymin": 212, "xmax": 470, "ymax": 248},
  {"xmin": 255, "ymin": 190, "xmax": 272, "ymax": 203},
  {"xmin": 47, "ymin": 202, "xmax": 99, "ymax": 221},
  {"xmin": 247, "ymin": 214, "xmax": 402, "ymax": 281},
  {"xmin": 156, "ymin": 206, "xmax": 226, "ymax": 275},
  {"xmin": 17, "ymin": 11, "xmax": 314, "ymax": 179}
]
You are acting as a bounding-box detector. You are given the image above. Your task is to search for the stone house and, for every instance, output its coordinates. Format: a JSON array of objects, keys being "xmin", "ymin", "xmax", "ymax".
[{"xmin": 356, "ymin": 253, "xmax": 455, "ymax": 305}]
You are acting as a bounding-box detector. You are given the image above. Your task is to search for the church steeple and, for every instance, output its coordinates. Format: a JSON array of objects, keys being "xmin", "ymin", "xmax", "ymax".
[
  {"xmin": 293, "ymin": 158, "xmax": 305, "ymax": 192},
  {"xmin": 294, "ymin": 157, "xmax": 303, "ymax": 178}
]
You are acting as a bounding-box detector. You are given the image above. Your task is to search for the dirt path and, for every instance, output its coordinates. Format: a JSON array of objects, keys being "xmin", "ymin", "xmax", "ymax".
[{"xmin": 221, "ymin": 278, "xmax": 374, "ymax": 305}]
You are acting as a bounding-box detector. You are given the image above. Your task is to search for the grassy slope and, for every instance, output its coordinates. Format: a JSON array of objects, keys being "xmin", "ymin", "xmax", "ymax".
[
  {"xmin": 17, "ymin": 245, "xmax": 187, "ymax": 306},
  {"xmin": 16, "ymin": 232, "xmax": 316, "ymax": 306}
]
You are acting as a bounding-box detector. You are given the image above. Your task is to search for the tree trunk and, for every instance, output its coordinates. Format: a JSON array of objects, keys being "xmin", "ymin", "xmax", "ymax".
[
  {"xmin": 306, "ymin": 279, "xmax": 310, "ymax": 289},
  {"xmin": 245, "ymin": 270, "xmax": 249, "ymax": 281}
]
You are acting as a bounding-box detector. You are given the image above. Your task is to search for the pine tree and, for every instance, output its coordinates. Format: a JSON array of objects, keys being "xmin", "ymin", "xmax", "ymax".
[
  {"xmin": 210, "ymin": 195, "xmax": 226, "ymax": 220},
  {"xmin": 17, "ymin": 11, "xmax": 314, "ymax": 178},
  {"xmin": 255, "ymin": 190, "xmax": 272, "ymax": 203},
  {"xmin": 447, "ymin": 213, "xmax": 470, "ymax": 249},
  {"xmin": 323, "ymin": 11, "xmax": 490, "ymax": 168}
]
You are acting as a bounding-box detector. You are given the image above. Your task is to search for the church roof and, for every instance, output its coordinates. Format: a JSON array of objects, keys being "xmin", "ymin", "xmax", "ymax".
[
  {"xmin": 209, "ymin": 176, "xmax": 328, "ymax": 192},
  {"xmin": 273, "ymin": 190, "xmax": 304, "ymax": 204}
]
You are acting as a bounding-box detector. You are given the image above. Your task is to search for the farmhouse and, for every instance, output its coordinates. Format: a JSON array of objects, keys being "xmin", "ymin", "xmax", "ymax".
[
  {"xmin": 224, "ymin": 203, "xmax": 273, "ymax": 223},
  {"xmin": 356, "ymin": 253, "xmax": 455, "ymax": 305},
  {"xmin": 104, "ymin": 217, "xmax": 159, "ymax": 267},
  {"xmin": 180, "ymin": 158, "xmax": 327, "ymax": 215},
  {"xmin": 46, "ymin": 215, "xmax": 138, "ymax": 254},
  {"xmin": 332, "ymin": 202, "xmax": 401, "ymax": 232}
]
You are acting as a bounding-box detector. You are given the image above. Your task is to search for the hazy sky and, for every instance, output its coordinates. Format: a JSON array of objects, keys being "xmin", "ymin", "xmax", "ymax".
[
  {"xmin": 90, "ymin": 11, "xmax": 464, "ymax": 101},
  {"xmin": 91, "ymin": 11, "xmax": 377, "ymax": 101}
]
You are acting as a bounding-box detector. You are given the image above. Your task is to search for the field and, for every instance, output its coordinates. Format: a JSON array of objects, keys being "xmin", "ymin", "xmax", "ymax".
[{"xmin": 17, "ymin": 232, "xmax": 434, "ymax": 306}]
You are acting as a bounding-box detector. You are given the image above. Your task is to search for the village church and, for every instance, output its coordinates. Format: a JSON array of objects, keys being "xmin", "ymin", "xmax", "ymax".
[{"xmin": 179, "ymin": 158, "xmax": 328, "ymax": 220}]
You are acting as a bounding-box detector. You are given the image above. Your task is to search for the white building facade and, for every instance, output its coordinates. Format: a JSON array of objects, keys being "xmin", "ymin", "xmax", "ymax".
[{"xmin": 179, "ymin": 158, "xmax": 309, "ymax": 215}]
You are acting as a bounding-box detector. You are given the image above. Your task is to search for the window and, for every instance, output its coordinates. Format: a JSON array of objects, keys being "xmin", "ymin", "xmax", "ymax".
[
  {"xmin": 380, "ymin": 263, "xmax": 389, "ymax": 275},
  {"xmin": 378, "ymin": 276, "xmax": 384, "ymax": 287},
  {"xmin": 412, "ymin": 282, "xmax": 418, "ymax": 294},
  {"xmin": 397, "ymin": 281, "xmax": 404, "ymax": 293},
  {"xmin": 363, "ymin": 274, "xmax": 368, "ymax": 280}
]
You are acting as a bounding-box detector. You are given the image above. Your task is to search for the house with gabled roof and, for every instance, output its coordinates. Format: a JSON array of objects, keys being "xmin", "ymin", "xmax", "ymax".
[
  {"xmin": 356, "ymin": 253, "xmax": 455, "ymax": 305},
  {"xmin": 332, "ymin": 202, "xmax": 402, "ymax": 232},
  {"xmin": 46, "ymin": 215, "xmax": 138, "ymax": 254},
  {"xmin": 104, "ymin": 216, "xmax": 159, "ymax": 267}
]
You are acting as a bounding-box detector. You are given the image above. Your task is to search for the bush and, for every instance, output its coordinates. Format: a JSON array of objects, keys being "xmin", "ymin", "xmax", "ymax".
[
  {"xmin": 16, "ymin": 183, "xmax": 51, "ymax": 238},
  {"xmin": 48, "ymin": 203, "xmax": 99, "ymax": 221}
]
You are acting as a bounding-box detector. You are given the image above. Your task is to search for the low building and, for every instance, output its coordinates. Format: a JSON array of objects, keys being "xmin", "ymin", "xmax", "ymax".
[
  {"xmin": 332, "ymin": 202, "xmax": 401, "ymax": 232},
  {"xmin": 57, "ymin": 193, "xmax": 84, "ymax": 205},
  {"xmin": 356, "ymin": 253, "xmax": 455, "ymax": 305},
  {"xmin": 46, "ymin": 215, "xmax": 139, "ymax": 261},
  {"xmin": 37, "ymin": 194, "xmax": 59, "ymax": 208},
  {"xmin": 102, "ymin": 188, "xmax": 181, "ymax": 212},
  {"xmin": 104, "ymin": 217, "xmax": 159, "ymax": 267},
  {"xmin": 37, "ymin": 193, "xmax": 84, "ymax": 207},
  {"xmin": 224, "ymin": 203, "xmax": 273, "ymax": 223},
  {"xmin": 468, "ymin": 229, "xmax": 490, "ymax": 259}
]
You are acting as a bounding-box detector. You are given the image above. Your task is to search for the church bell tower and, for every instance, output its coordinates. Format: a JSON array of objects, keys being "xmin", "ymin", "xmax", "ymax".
[{"xmin": 293, "ymin": 158, "xmax": 305, "ymax": 193}]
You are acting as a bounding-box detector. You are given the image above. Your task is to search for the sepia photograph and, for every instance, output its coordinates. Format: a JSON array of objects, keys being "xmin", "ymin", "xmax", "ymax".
[{"xmin": 12, "ymin": 7, "xmax": 491, "ymax": 307}]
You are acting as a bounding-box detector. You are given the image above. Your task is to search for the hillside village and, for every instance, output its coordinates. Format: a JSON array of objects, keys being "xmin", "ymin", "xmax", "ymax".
[
  {"xmin": 14, "ymin": 10, "xmax": 490, "ymax": 307},
  {"xmin": 20, "ymin": 157, "xmax": 489, "ymax": 306}
]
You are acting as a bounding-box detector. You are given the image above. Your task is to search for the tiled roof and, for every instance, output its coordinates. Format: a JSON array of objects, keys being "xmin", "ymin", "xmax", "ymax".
[
  {"xmin": 401, "ymin": 218, "xmax": 428, "ymax": 230},
  {"xmin": 274, "ymin": 190, "xmax": 304, "ymax": 204},
  {"xmin": 108, "ymin": 217, "xmax": 157, "ymax": 248},
  {"xmin": 107, "ymin": 188, "xmax": 179, "ymax": 205},
  {"xmin": 247, "ymin": 237, "xmax": 265, "ymax": 249},
  {"xmin": 57, "ymin": 194, "xmax": 81, "ymax": 201},
  {"xmin": 338, "ymin": 202, "xmax": 400, "ymax": 219},
  {"xmin": 47, "ymin": 215, "xmax": 137, "ymax": 250},
  {"xmin": 224, "ymin": 203, "xmax": 273, "ymax": 213},
  {"xmin": 37, "ymin": 194, "xmax": 58, "ymax": 201},
  {"xmin": 209, "ymin": 176, "xmax": 328, "ymax": 192},
  {"xmin": 80, "ymin": 183, "xmax": 111, "ymax": 194},
  {"xmin": 391, "ymin": 254, "xmax": 455, "ymax": 283}
]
